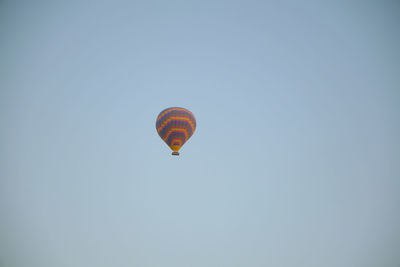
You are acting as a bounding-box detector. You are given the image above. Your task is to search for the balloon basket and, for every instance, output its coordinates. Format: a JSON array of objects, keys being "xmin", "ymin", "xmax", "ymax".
[{"xmin": 172, "ymin": 152, "xmax": 180, "ymax": 156}]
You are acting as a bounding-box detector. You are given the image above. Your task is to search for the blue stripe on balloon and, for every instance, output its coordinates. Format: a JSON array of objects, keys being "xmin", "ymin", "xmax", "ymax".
[
  {"xmin": 156, "ymin": 110, "xmax": 196, "ymax": 128},
  {"xmin": 158, "ymin": 120, "xmax": 193, "ymax": 138},
  {"xmin": 166, "ymin": 132, "xmax": 187, "ymax": 146}
]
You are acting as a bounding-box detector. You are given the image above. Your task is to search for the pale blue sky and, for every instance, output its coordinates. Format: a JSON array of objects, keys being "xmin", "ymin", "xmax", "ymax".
[{"xmin": 1, "ymin": 1, "xmax": 399, "ymax": 267}]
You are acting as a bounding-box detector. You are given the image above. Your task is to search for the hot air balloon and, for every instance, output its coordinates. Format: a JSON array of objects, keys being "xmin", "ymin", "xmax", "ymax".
[{"xmin": 156, "ymin": 107, "xmax": 196, "ymax": 156}]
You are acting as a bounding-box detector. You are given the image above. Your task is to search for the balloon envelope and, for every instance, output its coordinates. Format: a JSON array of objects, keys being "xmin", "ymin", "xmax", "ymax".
[{"xmin": 156, "ymin": 107, "xmax": 196, "ymax": 155}]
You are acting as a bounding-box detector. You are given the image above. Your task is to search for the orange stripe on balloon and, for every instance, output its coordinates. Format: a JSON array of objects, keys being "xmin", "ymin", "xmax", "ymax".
[
  {"xmin": 157, "ymin": 116, "xmax": 196, "ymax": 133},
  {"xmin": 163, "ymin": 127, "xmax": 190, "ymax": 142},
  {"xmin": 157, "ymin": 108, "xmax": 194, "ymax": 120}
]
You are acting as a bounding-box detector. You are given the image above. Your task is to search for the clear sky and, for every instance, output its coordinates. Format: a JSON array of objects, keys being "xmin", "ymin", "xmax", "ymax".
[{"xmin": 1, "ymin": 1, "xmax": 399, "ymax": 266}]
